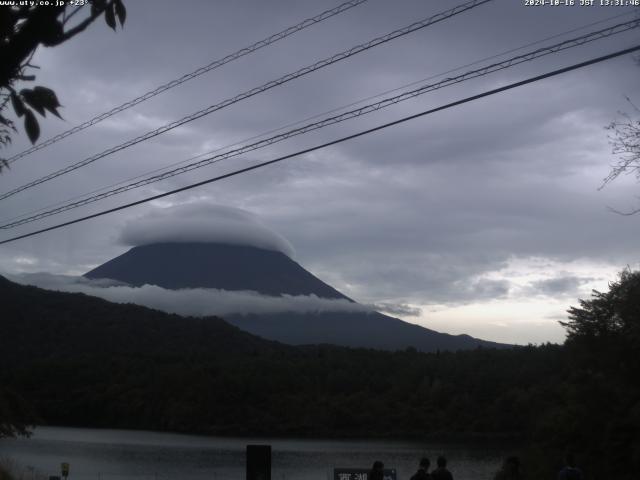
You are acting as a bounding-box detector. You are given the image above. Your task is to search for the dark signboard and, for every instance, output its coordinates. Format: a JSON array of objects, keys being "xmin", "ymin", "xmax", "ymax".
[
  {"xmin": 247, "ymin": 444, "xmax": 271, "ymax": 480},
  {"xmin": 334, "ymin": 468, "xmax": 397, "ymax": 480}
]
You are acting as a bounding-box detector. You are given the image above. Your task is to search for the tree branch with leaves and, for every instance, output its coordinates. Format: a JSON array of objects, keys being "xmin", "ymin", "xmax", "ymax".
[{"xmin": 0, "ymin": 0, "xmax": 126, "ymax": 171}]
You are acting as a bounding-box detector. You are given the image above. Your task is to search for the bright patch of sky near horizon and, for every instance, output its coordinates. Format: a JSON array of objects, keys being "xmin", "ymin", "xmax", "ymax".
[{"xmin": 1, "ymin": 0, "xmax": 639, "ymax": 345}]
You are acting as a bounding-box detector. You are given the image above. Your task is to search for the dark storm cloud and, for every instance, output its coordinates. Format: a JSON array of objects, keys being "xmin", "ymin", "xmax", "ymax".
[
  {"xmin": 528, "ymin": 275, "xmax": 595, "ymax": 297},
  {"xmin": 314, "ymin": 250, "xmax": 513, "ymax": 305},
  {"xmin": 1, "ymin": 0, "xmax": 640, "ymax": 342}
]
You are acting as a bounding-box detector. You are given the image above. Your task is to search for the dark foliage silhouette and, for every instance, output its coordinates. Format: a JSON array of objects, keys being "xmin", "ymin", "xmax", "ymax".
[{"xmin": 0, "ymin": 0, "xmax": 126, "ymax": 167}]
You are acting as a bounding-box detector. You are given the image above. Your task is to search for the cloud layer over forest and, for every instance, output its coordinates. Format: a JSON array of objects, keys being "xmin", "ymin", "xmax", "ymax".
[{"xmin": 9, "ymin": 273, "xmax": 372, "ymax": 317}]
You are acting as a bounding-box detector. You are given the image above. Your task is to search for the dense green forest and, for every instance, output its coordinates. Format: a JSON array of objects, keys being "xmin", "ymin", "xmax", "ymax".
[{"xmin": 1, "ymin": 272, "xmax": 639, "ymax": 479}]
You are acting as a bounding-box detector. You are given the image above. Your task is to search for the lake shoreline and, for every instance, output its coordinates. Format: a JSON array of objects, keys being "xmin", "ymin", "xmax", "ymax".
[
  {"xmin": 1, "ymin": 426, "xmax": 511, "ymax": 480},
  {"xmin": 24, "ymin": 423, "xmax": 526, "ymax": 445}
]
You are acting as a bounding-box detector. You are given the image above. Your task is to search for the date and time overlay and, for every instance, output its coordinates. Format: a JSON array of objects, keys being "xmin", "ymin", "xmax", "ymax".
[
  {"xmin": 525, "ymin": 0, "xmax": 639, "ymax": 6},
  {"xmin": 0, "ymin": 0, "xmax": 639, "ymax": 7}
]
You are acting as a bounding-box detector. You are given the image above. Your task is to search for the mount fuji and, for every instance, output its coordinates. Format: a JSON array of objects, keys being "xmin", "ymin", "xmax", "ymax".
[{"xmin": 85, "ymin": 241, "xmax": 507, "ymax": 352}]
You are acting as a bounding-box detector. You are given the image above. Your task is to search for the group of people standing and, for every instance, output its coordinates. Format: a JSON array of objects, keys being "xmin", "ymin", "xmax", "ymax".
[
  {"xmin": 410, "ymin": 456, "xmax": 453, "ymax": 480},
  {"xmin": 368, "ymin": 452, "xmax": 583, "ymax": 480},
  {"xmin": 368, "ymin": 456, "xmax": 453, "ymax": 480}
]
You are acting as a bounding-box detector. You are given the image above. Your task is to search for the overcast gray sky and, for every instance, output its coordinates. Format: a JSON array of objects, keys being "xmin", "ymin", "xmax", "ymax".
[{"xmin": 1, "ymin": 0, "xmax": 640, "ymax": 344}]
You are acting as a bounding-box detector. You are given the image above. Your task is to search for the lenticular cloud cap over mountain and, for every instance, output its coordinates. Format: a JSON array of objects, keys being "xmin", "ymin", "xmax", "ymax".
[
  {"xmin": 84, "ymin": 202, "xmax": 507, "ymax": 352},
  {"xmin": 120, "ymin": 203, "xmax": 295, "ymax": 258}
]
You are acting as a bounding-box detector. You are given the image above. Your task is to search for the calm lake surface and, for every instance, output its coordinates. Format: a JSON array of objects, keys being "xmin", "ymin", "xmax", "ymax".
[{"xmin": 0, "ymin": 427, "xmax": 512, "ymax": 480}]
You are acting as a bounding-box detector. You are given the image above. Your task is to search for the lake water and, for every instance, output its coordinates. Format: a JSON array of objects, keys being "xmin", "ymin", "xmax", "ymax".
[{"xmin": 0, "ymin": 427, "xmax": 512, "ymax": 480}]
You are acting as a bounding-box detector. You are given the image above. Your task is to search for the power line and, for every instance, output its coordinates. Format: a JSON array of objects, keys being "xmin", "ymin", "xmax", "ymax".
[
  {"xmin": 5, "ymin": 9, "xmax": 632, "ymax": 227},
  {"xmin": 2, "ymin": 19, "xmax": 637, "ymax": 230},
  {"xmin": 4, "ymin": 0, "xmax": 370, "ymax": 165},
  {"xmin": 1, "ymin": 44, "xmax": 638, "ymax": 247},
  {"xmin": 9, "ymin": 8, "xmax": 633, "ymax": 229},
  {"xmin": 0, "ymin": 0, "xmax": 493, "ymax": 202}
]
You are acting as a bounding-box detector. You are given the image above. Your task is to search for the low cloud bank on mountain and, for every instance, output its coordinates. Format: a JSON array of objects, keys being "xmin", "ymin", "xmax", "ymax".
[
  {"xmin": 120, "ymin": 203, "xmax": 295, "ymax": 258},
  {"xmin": 9, "ymin": 273, "xmax": 372, "ymax": 317},
  {"xmin": 374, "ymin": 302, "xmax": 422, "ymax": 317}
]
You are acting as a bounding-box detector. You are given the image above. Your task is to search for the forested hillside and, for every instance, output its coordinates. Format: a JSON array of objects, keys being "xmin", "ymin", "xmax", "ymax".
[{"xmin": 1, "ymin": 273, "xmax": 639, "ymax": 479}]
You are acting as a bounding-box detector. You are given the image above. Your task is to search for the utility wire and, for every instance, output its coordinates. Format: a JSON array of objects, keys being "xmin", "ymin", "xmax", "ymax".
[
  {"xmin": 4, "ymin": 8, "xmax": 632, "ymax": 227},
  {"xmin": 2, "ymin": 19, "xmax": 637, "ymax": 230},
  {"xmin": 1, "ymin": 44, "xmax": 638, "ymax": 246},
  {"xmin": 0, "ymin": 0, "xmax": 493, "ymax": 202},
  {"xmin": 4, "ymin": 0, "xmax": 369, "ymax": 165}
]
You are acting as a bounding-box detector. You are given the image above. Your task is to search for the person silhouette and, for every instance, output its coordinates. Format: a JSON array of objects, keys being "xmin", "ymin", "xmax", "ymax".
[
  {"xmin": 493, "ymin": 456, "xmax": 522, "ymax": 480},
  {"xmin": 410, "ymin": 457, "xmax": 431, "ymax": 480},
  {"xmin": 431, "ymin": 456, "xmax": 453, "ymax": 480},
  {"xmin": 557, "ymin": 452, "xmax": 583, "ymax": 480},
  {"xmin": 369, "ymin": 460, "xmax": 385, "ymax": 480}
]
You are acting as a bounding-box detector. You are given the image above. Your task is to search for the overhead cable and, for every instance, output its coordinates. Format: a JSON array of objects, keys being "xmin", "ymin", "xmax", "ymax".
[
  {"xmin": 2, "ymin": 19, "xmax": 637, "ymax": 230},
  {"xmin": 7, "ymin": 7, "xmax": 630, "ymax": 227},
  {"xmin": 4, "ymin": 0, "xmax": 370, "ymax": 165},
  {"xmin": 1, "ymin": 44, "xmax": 638, "ymax": 246},
  {"xmin": 0, "ymin": 0, "xmax": 493, "ymax": 202}
]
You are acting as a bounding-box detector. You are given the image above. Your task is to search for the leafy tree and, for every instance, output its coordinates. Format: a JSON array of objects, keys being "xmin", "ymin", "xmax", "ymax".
[
  {"xmin": 562, "ymin": 269, "xmax": 640, "ymax": 343},
  {"xmin": 0, "ymin": 0, "xmax": 126, "ymax": 171},
  {"xmin": 562, "ymin": 268, "xmax": 640, "ymax": 386},
  {"xmin": 553, "ymin": 269, "xmax": 640, "ymax": 479}
]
